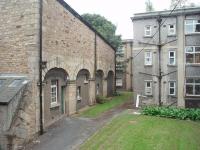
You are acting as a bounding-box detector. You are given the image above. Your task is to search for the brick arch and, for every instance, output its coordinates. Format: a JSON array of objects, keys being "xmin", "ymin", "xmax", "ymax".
[
  {"xmin": 106, "ymin": 69, "xmax": 115, "ymax": 78},
  {"xmin": 42, "ymin": 56, "xmax": 71, "ymax": 81},
  {"xmin": 96, "ymin": 69, "xmax": 105, "ymax": 77},
  {"xmin": 71, "ymin": 61, "xmax": 93, "ymax": 80},
  {"xmin": 96, "ymin": 69, "xmax": 104, "ymax": 96}
]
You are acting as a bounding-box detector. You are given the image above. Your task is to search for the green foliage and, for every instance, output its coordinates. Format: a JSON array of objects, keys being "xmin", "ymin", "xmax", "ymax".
[
  {"xmin": 142, "ymin": 106, "xmax": 200, "ymax": 121},
  {"xmin": 145, "ymin": 0, "xmax": 154, "ymax": 12},
  {"xmin": 170, "ymin": 0, "xmax": 188, "ymax": 9},
  {"xmin": 81, "ymin": 13, "xmax": 122, "ymax": 49},
  {"xmin": 96, "ymin": 95, "xmax": 108, "ymax": 104}
]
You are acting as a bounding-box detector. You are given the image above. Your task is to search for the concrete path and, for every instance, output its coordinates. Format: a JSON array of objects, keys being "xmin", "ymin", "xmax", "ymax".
[{"xmin": 26, "ymin": 101, "xmax": 133, "ymax": 150}]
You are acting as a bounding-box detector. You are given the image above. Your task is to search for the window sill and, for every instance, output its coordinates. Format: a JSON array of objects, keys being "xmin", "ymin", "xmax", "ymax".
[
  {"xmin": 167, "ymin": 34, "xmax": 176, "ymax": 37},
  {"xmin": 185, "ymin": 63, "xmax": 200, "ymax": 66},
  {"xmin": 77, "ymin": 97, "xmax": 82, "ymax": 102},
  {"xmin": 144, "ymin": 65, "xmax": 153, "ymax": 67},
  {"xmin": 167, "ymin": 64, "xmax": 177, "ymax": 67},
  {"xmin": 168, "ymin": 95, "xmax": 177, "ymax": 98},
  {"xmin": 143, "ymin": 36, "xmax": 153, "ymax": 38},
  {"xmin": 185, "ymin": 95, "xmax": 200, "ymax": 97},
  {"xmin": 185, "ymin": 32, "xmax": 200, "ymax": 35},
  {"xmin": 145, "ymin": 94, "xmax": 153, "ymax": 97},
  {"xmin": 50, "ymin": 103, "xmax": 60, "ymax": 109},
  {"xmin": 84, "ymin": 80, "xmax": 89, "ymax": 84}
]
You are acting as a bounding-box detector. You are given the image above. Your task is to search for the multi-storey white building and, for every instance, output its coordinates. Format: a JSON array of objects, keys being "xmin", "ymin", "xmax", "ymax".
[{"xmin": 131, "ymin": 7, "xmax": 200, "ymax": 108}]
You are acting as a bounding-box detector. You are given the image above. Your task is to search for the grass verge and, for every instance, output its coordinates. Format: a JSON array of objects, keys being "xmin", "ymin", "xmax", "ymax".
[
  {"xmin": 80, "ymin": 111, "xmax": 200, "ymax": 150},
  {"xmin": 80, "ymin": 92, "xmax": 133, "ymax": 118}
]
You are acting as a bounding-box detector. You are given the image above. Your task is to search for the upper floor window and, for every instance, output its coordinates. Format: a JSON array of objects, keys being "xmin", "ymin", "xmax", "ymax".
[
  {"xmin": 169, "ymin": 51, "xmax": 176, "ymax": 65},
  {"xmin": 186, "ymin": 78, "xmax": 200, "ymax": 96},
  {"xmin": 144, "ymin": 25, "xmax": 151, "ymax": 36},
  {"xmin": 145, "ymin": 51, "xmax": 152, "ymax": 66},
  {"xmin": 145, "ymin": 81, "xmax": 152, "ymax": 95},
  {"xmin": 185, "ymin": 20, "xmax": 200, "ymax": 34},
  {"xmin": 51, "ymin": 80, "xmax": 58, "ymax": 105},
  {"xmin": 185, "ymin": 46, "xmax": 200, "ymax": 64},
  {"xmin": 168, "ymin": 24, "xmax": 176, "ymax": 35},
  {"xmin": 169, "ymin": 81, "xmax": 176, "ymax": 95}
]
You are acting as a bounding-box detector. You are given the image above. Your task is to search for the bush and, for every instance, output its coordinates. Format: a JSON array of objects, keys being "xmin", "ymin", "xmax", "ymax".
[
  {"xmin": 96, "ymin": 95, "xmax": 108, "ymax": 104},
  {"xmin": 142, "ymin": 106, "xmax": 200, "ymax": 121}
]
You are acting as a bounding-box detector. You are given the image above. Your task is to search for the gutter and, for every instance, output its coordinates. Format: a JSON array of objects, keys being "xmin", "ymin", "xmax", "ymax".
[
  {"xmin": 39, "ymin": 0, "xmax": 43, "ymax": 135},
  {"xmin": 114, "ymin": 49, "xmax": 117, "ymax": 93}
]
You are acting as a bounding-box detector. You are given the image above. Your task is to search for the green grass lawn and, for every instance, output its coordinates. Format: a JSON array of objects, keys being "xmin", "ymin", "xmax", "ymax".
[
  {"xmin": 80, "ymin": 92, "xmax": 133, "ymax": 118},
  {"xmin": 80, "ymin": 111, "xmax": 200, "ymax": 150}
]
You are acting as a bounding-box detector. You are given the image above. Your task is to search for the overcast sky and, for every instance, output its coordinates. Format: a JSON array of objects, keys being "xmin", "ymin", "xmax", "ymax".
[{"xmin": 65, "ymin": 0, "xmax": 200, "ymax": 39}]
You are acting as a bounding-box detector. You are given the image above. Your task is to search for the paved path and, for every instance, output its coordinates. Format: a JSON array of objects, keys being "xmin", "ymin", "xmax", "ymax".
[{"xmin": 26, "ymin": 101, "xmax": 133, "ymax": 150}]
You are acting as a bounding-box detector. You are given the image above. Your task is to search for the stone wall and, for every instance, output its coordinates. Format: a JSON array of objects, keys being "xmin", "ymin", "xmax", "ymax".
[
  {"xmin": 0, "ymin": 0, "xmax": 40, "ymax": 148},
  {"xmin": 0, "ymin": 0, "xmax": 40, "ymax": 77},
  {"xmin": 0, "ymin": 0, "xmax": 115, "ymax": 147},
  {"xmin": 42, "ymin": 0, "xmax": 115, "ymax": 80}
]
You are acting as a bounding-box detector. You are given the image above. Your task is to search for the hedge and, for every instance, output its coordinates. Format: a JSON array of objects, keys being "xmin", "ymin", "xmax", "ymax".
[{"xmin": 142, "ymin": 106, "xmax": 200, "ymax": 121}]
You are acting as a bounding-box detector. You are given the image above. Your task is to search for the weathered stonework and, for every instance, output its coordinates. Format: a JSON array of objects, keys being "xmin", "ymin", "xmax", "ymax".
[{"xmin": 0, "ymin": 0, "xmax": 115, "ymax": 148}]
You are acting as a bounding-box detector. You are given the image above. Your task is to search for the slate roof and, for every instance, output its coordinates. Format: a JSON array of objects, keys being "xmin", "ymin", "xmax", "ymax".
[{"xmin": 0, "ymin": 74, "xmax": 28, "ymax": 105}]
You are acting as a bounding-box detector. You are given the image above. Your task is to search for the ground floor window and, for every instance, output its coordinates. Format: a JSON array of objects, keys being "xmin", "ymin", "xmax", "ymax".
[
  {"xmin": 77, "ymin": 86, "xmax": 81, "ymax": 101},
  {"xmin": 145, "ymin": 81, "xmax": 152, "ymax": 95},
  {"xmin": 51, "ymin": 80, "xmax": 58, "ymax": 105},
  {"xmin": 185, "ymin": 46, "xmax": 200, "ymax": 64},
  {"xmin": 116, "ymin": 78, "xmax": 123, "ymax": 87},
  {"xmin": 186, "ymin": 78, "xmax": 200, "ymax": 96},
  {"xmin": 96, "ymin": 83, "xmax": 100, "ymax": 95},
  {"xmin": 169, "ymin": 81, "xmax": 176, "ymax": 95}
]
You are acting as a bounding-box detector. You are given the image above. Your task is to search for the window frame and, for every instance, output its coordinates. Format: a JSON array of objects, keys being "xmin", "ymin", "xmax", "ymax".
[
  {"xmin": 50, "ymin": 80, "xmax": 58, "ymax": 105},
  {"xmin": 185, "ymin": 19, "xmax": 200, "ymax": 34},
  {"xmin": 144, "ymin": 51, "xmax": 152, "ymax": 66},
  {"xmin": 185, "ymin": 46, "xmax": 200, "ymax": 64},
  {"xmin": 185, "ymin": 78, "xmax": 200, "ymax": 96},
  {"xmin": 145, "ymin": 80, "xmax": 152, "ymax": 96},
  {"xmin": 169, "ymin": 81, "xmax": 176, "ymax": 96},
  {"xmin": 168, "ymin": 50, "xmax": 176, "ymax": 65},
  {"xmin": 168, "ymin": 24, "xmax": 176, "ymax": 35},
  {"xmin": 144, "ymin": 25, "xmax": 152, "ymax": 37},
  {"xmin": 77, "ymin": 86, "xmax": 81, "ymax": 101}
]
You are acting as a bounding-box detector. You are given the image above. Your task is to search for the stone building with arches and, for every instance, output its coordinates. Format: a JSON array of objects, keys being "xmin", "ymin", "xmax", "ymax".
[{"xmin": 0, "ymin": 0, "xmax": 115, "ymax": 148}]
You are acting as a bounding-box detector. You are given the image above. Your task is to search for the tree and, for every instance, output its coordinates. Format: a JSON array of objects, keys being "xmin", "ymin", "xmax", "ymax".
[
  {"xmin": 81, "ymin": 13, "xmax": 122, "ymax": 49},
  {"xmin": 189, "ymin": 2, "xmax": 196, "ymax": 7},
  {"xmin": 145, "ymin": 0, "xmax": 154, "ymax": 12},
  {"xmin": 170, "ymin": 0, "xmax": 188, "ymax": 9}
]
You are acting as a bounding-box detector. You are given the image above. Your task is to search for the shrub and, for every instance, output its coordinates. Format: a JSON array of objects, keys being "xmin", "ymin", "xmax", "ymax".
[
  {"xmin": 96, "ymin": 95, "xmax": 107, "ymax": 104},
  {"xmin": 142, "ymin": 106, "xmax": 200, "ymax": 121}
]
